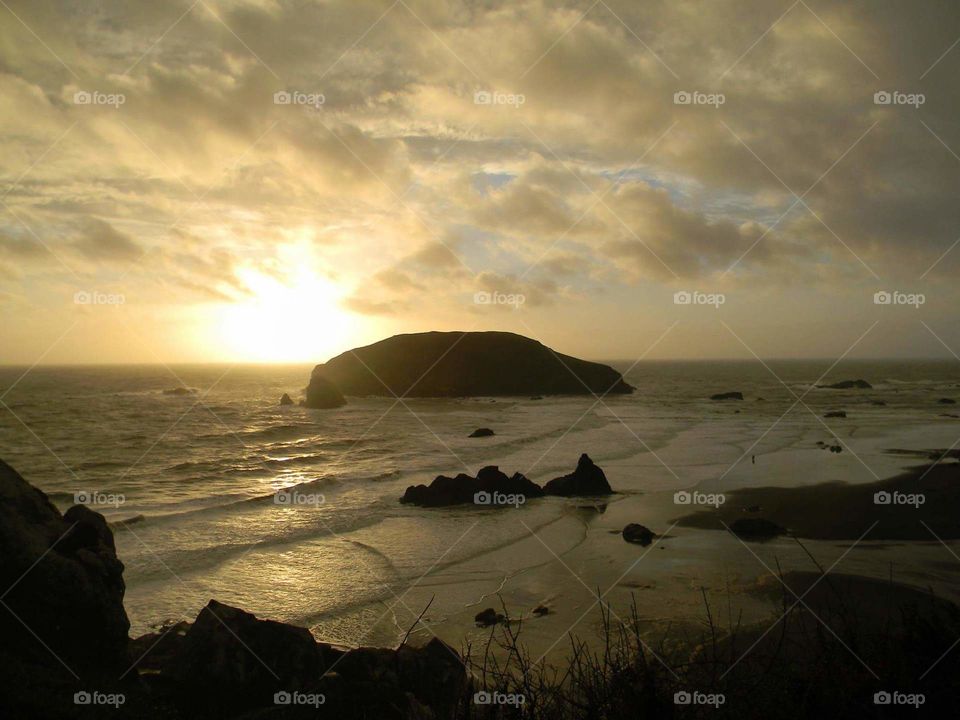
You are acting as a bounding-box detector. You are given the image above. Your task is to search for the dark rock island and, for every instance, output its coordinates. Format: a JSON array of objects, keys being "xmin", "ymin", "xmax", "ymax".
[{"xmin": 303, "ymin": 331, "xmax": 633, "ymax": 408}]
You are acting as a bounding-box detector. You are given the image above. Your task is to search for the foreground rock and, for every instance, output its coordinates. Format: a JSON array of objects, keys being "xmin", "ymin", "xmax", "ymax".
[
  {"xmin": 474, "ymin": 608, "xmax": 505, "ymax": 627},
  {"xmin": 0, "ymin": 459, "xmax": 130, "ymax": 673},
  {"xmin": 304, "ymin": 374, "xmax": 346, "ymax": 409},
  {"xmin": 170, "ymin": 599, "xmax": 326, "ymax": 715},
  {"xmin": 819, "ymin": 379, "xmax": 872, "ymax": 389},
  {"xmin": 401, "ymin": 465, "xmax": 544, "ymax": 507},
  {"xmin": 279, "ymin": 392, "xmax": 294, "ymax": 405},
  {"xmin": 710, "ymin": 391, "xmax": 743, "ymax": 400},
  {"xmin": 305, "ymin": 331, "xmax": 634, "ymax": 404},
  {"xmin": 543, "ymin": 453, "xmax": 613, "ymax": 496},
  {"xmin": 622, "ymin": 523, "xmax": 656, "ymax": 546},
  {"xmin": 468, "ymin": 427, "xmax": 495, "ymax": 437}
]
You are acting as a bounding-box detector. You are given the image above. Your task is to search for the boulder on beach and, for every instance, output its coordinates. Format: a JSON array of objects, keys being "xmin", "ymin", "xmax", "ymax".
[
  {"xmin": 710, "ymin": 391, "xmax": 744, "ymax": 400},
  {"xmin": 730, "ymin": 517, "xmax": 786, "ymax": 540},
  {"xmin": 819, "ymin": 379, "xmax": 872, "ymax": 389},
  {"xmin": 401, "ymin": 465, "xmax": 544, "ymax": 507},
  {"xmin": 825, "ymin": 410, "xmax": 847, "ymax": 418},
  {"xmin": 169, "ymin": 599, "xmax": 326, "ymax": 714},
  {"xmin": 279, "ymin": 392, "xmax": 294, "ymax": 406},
  {"xmin": 543, "ymin": 453, "xmax": 613, "ymax": 496},
  {"xmin": 305, "ymin": 331, "xmax": 634, "ymax": 401},
  {"xmin": 469, "ymin": 427, "xmax": 495, "ymax": 437},
  {"xmin": 474, "ymin": 608, "xmax": 505, "ymax": 627},
  {"xmin": 533, "ymin": 604, "xmax": 550, "ymax": 616},
  {"xmin": 622, "ymin": 523, "xmax": 656, "ymax": 546},
  {"xmin": 304, "ymin": 374, "xmax": 347, "ymax": 409},
  {"xmin": 0, "ymin": 459, "xmax": 130, "ymax": 673}
]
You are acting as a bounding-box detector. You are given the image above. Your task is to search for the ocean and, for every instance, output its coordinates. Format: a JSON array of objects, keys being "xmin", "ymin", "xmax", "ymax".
[{"xmin": 1, "ymin": 359, "xmax": 958, "ymax": 647}]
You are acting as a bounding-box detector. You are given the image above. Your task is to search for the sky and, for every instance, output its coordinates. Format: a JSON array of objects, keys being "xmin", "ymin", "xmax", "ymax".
[{"xmin": 1, "ymin": 0, "xmax": 960, "ymax": 364}]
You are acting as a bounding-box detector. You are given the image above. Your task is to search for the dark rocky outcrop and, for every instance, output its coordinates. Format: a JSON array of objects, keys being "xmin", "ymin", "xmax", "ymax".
[
  {"xmin": 621, "ymin": 523, "xmax": 655, "ymax": 546},
  {"xmin": 401, "ymin": 465, "xmax": 544, "ymax": 507},
  {"xmin": 824, "ymin": 410, "xmax": 847, "ymax": 418},
  {"xmin": 710, "ymin": 391, "xmax": 743, "ymax": 401},
  {"xmin": 279, "ymin": 392, "xmax": 294, "ymax": 406},
  {"xmin": 469, "ymin": 427, "xmax": 495, "ymax": 437},
  {"xmin": 543, "ymin": 454, "xmax": 613, "ymax": 496},
  {"xmin": 474, "ymin": 608, "xmax": 504, "ymax": 627},
  {"xmin": 169, "ymin": 599, "xmax": 326, "ymax": 715},
  {"xmin": 819, "ymin": 379, "xmax": 872, "ymax": 389},
  {"xmin": 730, "ymin": 518, "xmax": 786, "ymax": 540},
  {"xmin": 305, "ymin": 331, "xmax": 633, "ymax": 402},
  {"xmin": 0, "ymin": 459, "xmax": 129, "ymax": 674},
  {"xmin": 303, "ymin": 374, "xmax": 346, "ymax": 409}
]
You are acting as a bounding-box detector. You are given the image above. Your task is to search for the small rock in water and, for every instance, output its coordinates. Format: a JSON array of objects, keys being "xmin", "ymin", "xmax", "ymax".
[
  {"xmin": 163, "ymin": 386, "xmax": 195, "ymax": 396},
  {"xmin": 474, "ymin": 608, "xmax": 504, "ymax": 627},
  {"xmin": 468, "ymin": 427, "xmax": 495, "ymax": 438},
  {"xmin": 622, "ymin": 523, "xmax": 656, "ymax": 546},
  {"xmin": 824, "ymin": 410, "xmax": 847, "ymax": 418},
  {"xmin": 532, "ymin": 605, "xmax": 550, "ymax": 617},
  {"xmin": 279, "ymin": 393, "xmax": 294, "ymax": 406},
  {"xmin": 710, "ymin": 391, "xmax": 744, "ymax": 401},
  {"xmin": 819, "ymin": 379, "xmax": 872, "ymax": 389},
  {"xmin": 938, "ymin": 398, "xmax": 957, "ymax": 405}
]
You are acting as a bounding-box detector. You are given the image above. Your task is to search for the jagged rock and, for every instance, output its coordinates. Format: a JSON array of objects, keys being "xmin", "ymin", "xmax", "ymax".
[
  {"xmin": 819, "ymin": 379, "xmax": 872, "ymax": 389},
  {"xmin": 306, "ymin": 331, "xmax": 633, "ymax": 398},
  {"xmin": 730, "ymin": 518, "xmax": 786, "ymax": 540},
  {"xmin": 279, "ymin": 392, "xmax": 294, "ymax": 406},
  {"xmin": 0, "ymin": 459, "xmax": 129, "ymax": 673},
  {"xmin": 474, "ymin": 608, "xmax": 504, "ymax": 627},
  {"xmin": 710, "ymin": 391, "xmax": 744, "ymax": 400},
  {"xmin": 622, "ymin": 523, "xmax": 655, "ymax": 546},
  {"xmin": 401, "ymin": 465, "xmax": 543, "ymax": 507},
  {"xmin": 543, "ymin": 454, "xmax": 613, "ymax": 496},
  {"xmin": 303, "ymin": 374, "xmax": 346, "ymax": 409},
  {"xmin": 469, "ymin": 427, "xmax": 495, "ymax": 438}
]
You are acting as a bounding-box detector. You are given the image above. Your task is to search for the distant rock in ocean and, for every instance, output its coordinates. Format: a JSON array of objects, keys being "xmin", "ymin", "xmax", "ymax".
[
  {"xmin": 710, "ymin": 391, "xmax": 743, "ymax": 400},
  {"xmin": 303, "ymin": 374, "xmax": 346, "ymax": 409},
  {"xmin": 469, "ymin": 427, "xmax": 495, "ymax": 437},
  {"xmin": 163, "ymin": 386, "xmax": 195, "ymax": 395},
  {"xmin": 279, "ymin": 392, "xmax": 294, "ymax": 405},
  {"xmin": 543, "ymin": 453, "xmax": 613, "ymax": 496},
  {"xmin": 401, "ymin": 454, "xmax": 613, "ymax": 506},
  {"xmin": 938, "ymin": 398, "xmax": 956, "ymax": 404},
  {"xmin": 819, "ymin": 379, "xmax": 872, "ymax": 389},
  {"xmin": 824, "ymin": 410, "xmax": 847, "ymax": 418},
  {"xmin": 303, "ymin": 331, "xmax": 633, "ymax": 408},
  {"xmin": 401, "ymin": 465, "xmax": 544, "ymax": 507},
  {"xmin": 730, "ymin": 517, "xmax": 786, "ymax": 540}
]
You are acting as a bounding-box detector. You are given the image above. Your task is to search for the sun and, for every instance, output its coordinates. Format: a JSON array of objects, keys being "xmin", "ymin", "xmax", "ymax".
[{"xmin": 216, "ymin": 265, "xmax": 353, "ymax": 363}]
